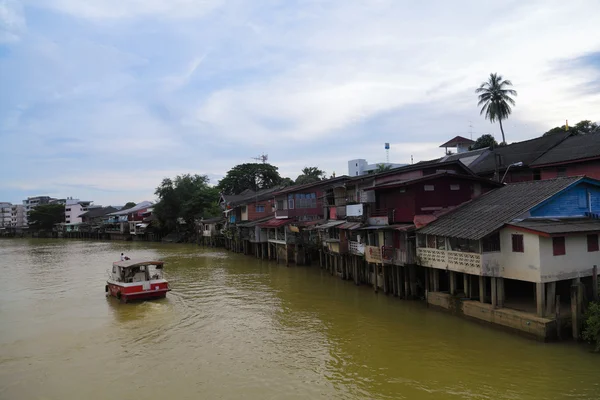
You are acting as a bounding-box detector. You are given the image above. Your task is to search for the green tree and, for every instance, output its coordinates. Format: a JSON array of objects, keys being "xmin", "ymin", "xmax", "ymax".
[
  {"xmin": 295, "ymin": 166, "xmax": 326, "ymax": 185},
  {"xmin": 583, "ymin": 302, "xmax": 600, "ymax": 352},
  {"xmin": 470, "ymin": 134, "xmax": 498, "ymax": 150},
  {"xmin": 543, "ymin": 120, "xmax": 600, "ymax": 136},
  {"xmin": 217, "ymin": 163, "xmax": 283, "ymax": 194},
  {"xmin": 123, "ymin": 202, "xmax": 137, "ymax": 209},
  {"xmin": 154, "ymin": 174, "xmax": 220, "ymax": 233},
  {"xmin": 28, "ymin": 204, "xmax": 65, "ymax": 230},
  {"xmin": 375, "ymin": 163, "xmax": 392, "ymax": 173},
  {"xmin": 475, "ymin": 73, "xmax": 518, "ymax": 144}
]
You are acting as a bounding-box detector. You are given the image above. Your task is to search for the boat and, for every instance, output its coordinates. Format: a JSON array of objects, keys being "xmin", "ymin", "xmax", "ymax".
[{"xmin": 106, "ymin": 260, "xmax": 170, "ymax": 303}]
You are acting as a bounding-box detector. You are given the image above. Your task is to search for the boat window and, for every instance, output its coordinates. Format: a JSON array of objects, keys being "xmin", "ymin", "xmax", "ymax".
[{"xmin": 112, "ymin": 266, "xmax": 116, "ymax": 273}]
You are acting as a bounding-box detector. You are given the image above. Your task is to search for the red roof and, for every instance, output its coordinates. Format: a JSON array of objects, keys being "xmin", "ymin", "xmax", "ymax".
[
  {"xmin": 259, "ymin": 218, "xmax": 291, "ymax": 228},
  {"xmin": 439, "ymin": 136, "xmax": 475, "ymax": 148}
]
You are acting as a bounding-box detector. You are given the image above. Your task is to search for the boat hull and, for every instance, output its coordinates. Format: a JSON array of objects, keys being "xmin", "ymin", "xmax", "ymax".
[{"xmin": 106, "ymin": 280, "xmax": 170, "ymax": 303}]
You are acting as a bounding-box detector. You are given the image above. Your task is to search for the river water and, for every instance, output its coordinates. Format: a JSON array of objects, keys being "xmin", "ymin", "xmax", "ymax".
[{"xmin": 0, "ymin": 239, "xmax": 598, "ymax": 399}]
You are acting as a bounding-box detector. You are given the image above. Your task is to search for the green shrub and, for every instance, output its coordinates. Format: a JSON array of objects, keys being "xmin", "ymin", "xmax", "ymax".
[{"xmin": 583, "ymin": 302, "xmax": 600, "ymax": 352}]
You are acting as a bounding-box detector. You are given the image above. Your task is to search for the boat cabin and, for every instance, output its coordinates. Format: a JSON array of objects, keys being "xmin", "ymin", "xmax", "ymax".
[{"xmin": 111, "ymin": 260, "xmax": 165, "ymax": 283}]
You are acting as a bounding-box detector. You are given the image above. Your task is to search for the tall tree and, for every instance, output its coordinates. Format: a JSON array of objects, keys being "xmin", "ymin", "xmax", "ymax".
[
  {"xmin": 470, "ymin": 134, "xmax": 498, "ymax": 150},
  {"xmin": 218, "ymin": 163, "xmax": 283, "ymax": 194},
  {"xmin": 123, "ymin": 202, "xmax": 137, "ymax": 209},
  {"xmin": 543, "ymin": 120, "xmax": 600, "ymax": 136},
  {"xmin": 154, "ymin": 174, "xmax": 220, "ymax": 233},
  {"xmin": 295, "ymin": 166, "xmax": 326, "ymax": 185},
  {"xmin": 28, "ymin": 204, "xmax": 65, "ymax": 230},
  {"xmin": 475, "ymin": 73, "xmax": 517, "ymax": 144}
]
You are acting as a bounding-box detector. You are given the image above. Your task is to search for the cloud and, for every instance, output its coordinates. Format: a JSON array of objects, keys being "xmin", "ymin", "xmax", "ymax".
[
  {"xmin": 0, "ymin": 0, "xmax": 25, "ymax": 43},
  {"xmin": 1, "ymin": 0, "xmax": 600, "ymax": 204},
  {"xmin": 27, "ymin": 0, "xmax": 225, "ymax": 20}
]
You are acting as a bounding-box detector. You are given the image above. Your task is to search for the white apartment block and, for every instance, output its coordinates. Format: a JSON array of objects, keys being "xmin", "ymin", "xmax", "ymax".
[
  {"xmin": 65, "ymin": 198, "xmax": 97, "ymax": 224},
  {"xmin": 0, "ymin": 202, "xmax": 12, "ymax": 228},
  {"xmin": 11, "ymin": 204, "xmax": 26, "ymax": 228}
]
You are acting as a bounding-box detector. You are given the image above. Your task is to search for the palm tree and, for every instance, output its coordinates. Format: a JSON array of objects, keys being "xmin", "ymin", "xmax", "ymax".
[
  {"xmin": 475, "ymin": 73, "xmax": 517, "ymax": 144},
  {"xmin": 375, "ymin": 163, "xmax": 392, "ymax": 173}
]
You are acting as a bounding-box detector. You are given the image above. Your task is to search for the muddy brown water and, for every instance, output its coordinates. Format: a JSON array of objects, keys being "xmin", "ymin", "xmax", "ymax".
[{"xmin": 1, "ymin": 239, "xmax": 599, "ymax": 399}]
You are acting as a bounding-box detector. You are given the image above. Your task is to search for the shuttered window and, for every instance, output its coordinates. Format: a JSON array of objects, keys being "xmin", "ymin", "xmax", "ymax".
[
  {"xmin": 588, "ymin": 234, "xmax": 599, "ymax": 252},
  {"xmin": 552, "ymin": 236, "xmax": 566, "ymax": 256},
  {"xmin": 511, "ymin": 234, "xmax": 524, "ymax": 252}
]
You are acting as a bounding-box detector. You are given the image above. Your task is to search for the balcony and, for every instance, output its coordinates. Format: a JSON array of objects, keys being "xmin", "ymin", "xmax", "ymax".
[
  {"xmin": 275, "ymin": 209, "xmax": 289, "ymax": 218},
  {"xmin": 382, "ymin": 246, "xmax": 414, "ymax": 265},
  {"xmin": 416, "ymin": 248, "xmax": 482, "ymax": 273},
  {"xmin": 349, "ymin": 241, "xmax": 365, "ymax": 255}
]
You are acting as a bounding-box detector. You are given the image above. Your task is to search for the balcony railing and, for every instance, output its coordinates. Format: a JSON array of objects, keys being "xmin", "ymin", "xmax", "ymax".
[
  {"xmin": 416, "ymin": 248, "xmax": 482, "ymax": 271},
  {"xmin": 275, "ymin": 209, "xmax": 289, "ymax": 218},
  {"xmin": 349, "ymin": 241, "xmax": 365, "ymax": 255}
]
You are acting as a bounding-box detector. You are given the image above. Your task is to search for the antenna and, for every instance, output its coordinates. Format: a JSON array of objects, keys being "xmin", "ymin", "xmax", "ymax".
[
  {"xmin": 251, "ymin": 154, "xmax": 268, "ymax": 163},
  {"xmin": 384, "ymin": 143, "xmax": 390, "ymax": 164}
]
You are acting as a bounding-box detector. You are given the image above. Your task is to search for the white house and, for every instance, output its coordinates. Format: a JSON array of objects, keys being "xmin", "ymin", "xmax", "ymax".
[
  {"xmin": 65, "ymin": 198, "xmax": 97, "ymax": 225},
  {"xmin": 415, "ymin": 176, "xmax": 600, "ymax": 339},
  {"xmin": 0, "ymin": 202, "xmax": 12, "ymax": 228}
]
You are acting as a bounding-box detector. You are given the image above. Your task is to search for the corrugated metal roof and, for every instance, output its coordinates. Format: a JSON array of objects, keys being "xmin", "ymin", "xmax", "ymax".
[
  {"xmin": 439, "ymin": 136, "xmax": 475, "ymax": 148},
  {"xmin": 470, "ymin": 133, "xmax": 570, "ymax": 174},
  {"xmin": 418, "ymin": 176, "xmax": 583, "ymax": 240},
  {"xmin": 530, "ymin": 133, "xmax": 600, "ymax": 167},
  {"xmin": 509, "ymin": 218, "xmax": 600, "ymax": 234},
  {"xmin": 338, "ymin": 222, "xmax": 362, "ymax": 230},
  {"xmin": 237, "ymin": 216, "xmax": 273, "ymax": 228},
  {"xmin": 315, "ymin": 220, "xmax": 346, "ymax": 230},
  {"xmin": 259, "ymin": 218, "xmax": 291, "ymax": 228}
]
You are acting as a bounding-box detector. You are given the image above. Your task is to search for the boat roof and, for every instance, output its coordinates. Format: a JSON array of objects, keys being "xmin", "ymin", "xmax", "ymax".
[{"xmin": 113, "ymin": 260, "xmax": 164, "ymax": 268}]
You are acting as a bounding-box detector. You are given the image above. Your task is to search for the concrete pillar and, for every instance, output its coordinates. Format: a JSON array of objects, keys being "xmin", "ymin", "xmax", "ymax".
[
  {"xmin": 409, "ymin": 265, "xmax": 417, "ymax": 299},
  {"xmin": 571, "ymin": 283, "xmax": 582, "ymax": 340},
  {"xmin": 479, "ymin": 276, "xmax": 486, "ymax": 303},
  {"xmin": 545, "ymin": 282, "xmax": 556, "ymax": 317},
  {"xmin": 404, "ymin": 266, "xmax": 410, "ymax": 298},
  {"xmin": 383, "ymin": 265, "xmax": 388, "ymax": 294},
  {"xmin": 373, "ymin": 264, "xmax": 378, "ymax": 293},
  {"xmin": 536, "ymin": 282, "xmax": 546, "ymax": 317},
  {"xmin": 463, "ymin": 274, "xmax": 471, "ymax": 298},
  {"xmin": 398, "ymin": 266, "xmax": 405, "ymax": 298},
  {"xmin": 425, "ymin": 267, "xmax": 430, "ymax": 302},
  {"xmin": 497, "ymin": 277, "xmax": 504, "ymax": 308},
  {"xmin": 491, "ymin": 277, "xmax": 497, "ymax": 308},
  {"xmin": 433, "ymin": 269, "xmax": 440, "ymax": 292},
  {"xmin": 449, "ymin": 271, "xmax": 457, "ymax": 295},
  {"xmin": 593, "ymin": 265, "xmax": 598, "ymax": 302}
]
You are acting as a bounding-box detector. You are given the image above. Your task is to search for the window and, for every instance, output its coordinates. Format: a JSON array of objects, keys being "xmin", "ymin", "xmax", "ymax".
[
  {"xmin": 65, "ymin": 208, "xmax": 71, "ymax": 211},
  {"xmin": 450, "ymin": 184, "xmax": 460, "ymax": 191},
  {"xmin": 436, "ymin": 236, "xmax": 446, "ymax": 250},
  {"xmin": 552, "ymin": 236, "xmax": 566, "ymax": 256},
  {"xmin": 588, "ymin": 234, "xmax": 599, "ymax": 252},
  {"xmin": 511, "ymin": 234, "xmax": 524, "ymax": 252},
  {"xmin": 277, "ymin": 200, "xmax": 284, "ymax": 210},
  {"xmin": 427, "ymin": 235, "xmax": 436, "ymax": 248},
  {"xmin": 417, "ymin": 234, "xmax": 426, "ymax": 248},
  {"xmin": 424, "ymin": 185, "xmax": 435, "ymax": 191},
  {"xmin": 448, "ymin": 237, "xmax": 480, "ymax": 253},
  {"xmin": 288, "ymin": 194, "xmax": 294, "ymax": 210},
  {"xmin": 557, "ymin": 167, "xmax": 567, "ymax": 177},
  {"xmin": 482, "ymin": 232, "xmax": 501, "ymax": 252},
  {"xmin": 256, "ymin": 205, "xmax": 265, "ymax": 213}
]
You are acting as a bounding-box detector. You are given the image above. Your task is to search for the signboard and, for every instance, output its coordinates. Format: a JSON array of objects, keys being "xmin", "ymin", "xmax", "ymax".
[
  {"xmin": 367, "ymin": 216, "xmax": 389, "ymax": 226},
  {"xmin": 346, "ymin": 204, "xmax": 363, "ymax": 217}
]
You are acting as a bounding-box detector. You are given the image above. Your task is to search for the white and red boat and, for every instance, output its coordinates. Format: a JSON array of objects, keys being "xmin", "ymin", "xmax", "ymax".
[{"xmin": 106, "ymin": 260, "xmax": 170, "ymax": 303}]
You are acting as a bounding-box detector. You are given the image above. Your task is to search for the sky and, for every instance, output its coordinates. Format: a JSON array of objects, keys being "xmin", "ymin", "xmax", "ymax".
[{"xmin": 0, "ymin": 0, "xmax": 599, "ymax": 206}]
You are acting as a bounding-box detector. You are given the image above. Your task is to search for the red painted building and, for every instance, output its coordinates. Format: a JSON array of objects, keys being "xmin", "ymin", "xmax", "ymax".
[{"xmin": 367, "ymin": 172, "xmax": 502, "ymax": 224}]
